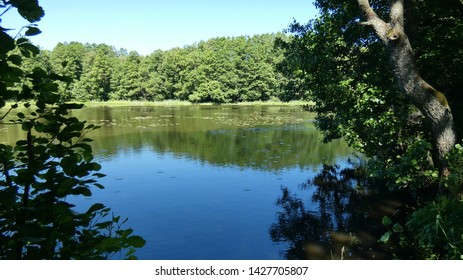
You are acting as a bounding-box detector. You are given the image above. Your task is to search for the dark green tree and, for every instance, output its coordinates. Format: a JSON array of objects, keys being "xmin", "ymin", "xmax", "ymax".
[
  {"xmin": 49, "ymin": 42, "xmax": 86, "ymax": 100},
  {"xmin": 111, "ymin": 51, "xmax": 143, "ymax": 100},
  {"xmin": 73, "ymin": 44, "xmax": 116, "ymax": 101},
  {"xmin": 138, "ymin": 50, "xmax": 167, "ymax": 101},
  {"xmin": 275, "ymin": 29, "xmax": 312, "ymax": 101}
]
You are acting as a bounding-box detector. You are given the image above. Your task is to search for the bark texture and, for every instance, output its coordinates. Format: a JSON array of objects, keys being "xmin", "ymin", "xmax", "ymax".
[{"xmin": 357, "ymin": 0, "xmax": 457, "ymax": 171}]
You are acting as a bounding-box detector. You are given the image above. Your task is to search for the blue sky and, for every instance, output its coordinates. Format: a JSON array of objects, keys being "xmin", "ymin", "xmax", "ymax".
[{"xmin": 3, "ymin": 0, "xmax": 318, "ymax": 55}]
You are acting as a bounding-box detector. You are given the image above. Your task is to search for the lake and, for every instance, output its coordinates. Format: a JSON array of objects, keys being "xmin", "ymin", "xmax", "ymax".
[{"xmin": 1, "ymin": 104, "xmax": 379, "ymax": 260}]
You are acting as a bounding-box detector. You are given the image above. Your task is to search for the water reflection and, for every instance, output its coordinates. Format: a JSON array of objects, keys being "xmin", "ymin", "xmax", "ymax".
[
  {"xmin": 270, "ymin": 163, "xmax": 399, "ymax": 260},
  {"xmin": 1, "ymin": 105, "xmax": 362, "ymax": 259},
  {"xmin": 1, "ymin": 105, "xmax": 354, "ymax": 171}
]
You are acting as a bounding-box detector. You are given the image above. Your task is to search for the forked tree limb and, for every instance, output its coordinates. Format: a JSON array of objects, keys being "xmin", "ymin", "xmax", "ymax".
[{"xmin": 356, "ymin": 0, "xmax": 457, "ymax": 174}]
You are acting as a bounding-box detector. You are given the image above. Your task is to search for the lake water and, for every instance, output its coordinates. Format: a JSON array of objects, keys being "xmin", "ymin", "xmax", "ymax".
[{"xmin": 1, "ymin": 105, "xmax": 373, "ymax": 260}]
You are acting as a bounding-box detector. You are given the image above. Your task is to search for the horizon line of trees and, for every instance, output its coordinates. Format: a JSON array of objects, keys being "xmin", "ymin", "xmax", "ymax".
[{"xmin": 21, "ymin": 33, "xmax": 309, "ymax": 104}]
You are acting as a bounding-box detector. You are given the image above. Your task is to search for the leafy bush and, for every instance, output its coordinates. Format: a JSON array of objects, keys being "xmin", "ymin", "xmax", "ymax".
[
  {"xmin": 407, "ymin": 197, "xmax": 463, "ymax": 260},
  {"xmin": 368, "ymin": 137, "xmax": 439, "ymax": 192},
  {"xmin": 1, "ymin": 0, "xmax": 144, "ymax": 259}
]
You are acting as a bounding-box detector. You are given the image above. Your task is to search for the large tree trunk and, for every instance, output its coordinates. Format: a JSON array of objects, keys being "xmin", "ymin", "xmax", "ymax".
[{"xmin": 357, "ymin": 0, "xmax": 457, "ymax": 173}]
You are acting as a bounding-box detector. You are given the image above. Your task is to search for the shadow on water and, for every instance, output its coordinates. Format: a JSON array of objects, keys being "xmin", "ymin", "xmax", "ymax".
[{"xmin": 270, "ymin": 162, "xmax": 412, "ymax": 260}]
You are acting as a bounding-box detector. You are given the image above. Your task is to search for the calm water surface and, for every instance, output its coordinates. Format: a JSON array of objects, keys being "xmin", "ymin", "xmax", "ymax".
[{"xmin": 1, "ymin": 105, "xmax": 360, "ymax": 259}]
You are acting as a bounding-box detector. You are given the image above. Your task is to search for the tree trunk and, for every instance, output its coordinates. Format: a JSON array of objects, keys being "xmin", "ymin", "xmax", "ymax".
[{"xmin": 357, "ymin": 0, "xmax": 457, "ymax": 173}]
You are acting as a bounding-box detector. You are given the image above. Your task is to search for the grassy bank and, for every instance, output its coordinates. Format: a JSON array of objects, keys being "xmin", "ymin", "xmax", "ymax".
[
  {"xmin": 2, "ymin": 100, "xmax": 315, "ymax": 114},
  {"xmin": 82, "ymin": 100, "xmax": 314, "ymax": 107}
]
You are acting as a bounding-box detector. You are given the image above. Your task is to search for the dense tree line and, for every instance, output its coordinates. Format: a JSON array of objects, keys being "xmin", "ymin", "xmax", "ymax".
[{"xmin": 23, "ymin": 34, "xmax": 308, "ymax": 103}]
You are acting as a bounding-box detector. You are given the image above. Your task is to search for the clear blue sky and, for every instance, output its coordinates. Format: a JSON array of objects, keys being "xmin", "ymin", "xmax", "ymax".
[{"xmin": 3, "ymin": 0, "xmax": 318, "ymax": 55}]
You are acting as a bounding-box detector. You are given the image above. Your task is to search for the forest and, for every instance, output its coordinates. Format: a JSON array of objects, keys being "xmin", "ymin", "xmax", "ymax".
[
  {"xmin": 1, "ymin": 0, "xmax": 463, "ymax": 260},
  {"xmin": 20, "ymin": 34, "xmax": 308, "ymax": 103}
]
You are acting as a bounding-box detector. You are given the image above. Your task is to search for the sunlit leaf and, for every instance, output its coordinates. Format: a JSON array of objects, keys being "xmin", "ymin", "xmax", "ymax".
[{"xmin": 380, "ymin": 232, "xmax": 391, "ymax": 243}]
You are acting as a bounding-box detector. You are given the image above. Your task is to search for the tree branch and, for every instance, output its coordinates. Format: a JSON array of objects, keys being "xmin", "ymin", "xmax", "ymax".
[
  {"xmin": 390, "ymin": 0, "xmax": 405, "ymax": 28},
  {"xmin": 0, "ymin": 5, "xmax": 12, "ymax": 18},
  {"xmin": 0, "ymin": 106, "xmax": 13, "ymax": 121},
  {"xmin": 357, "ymin": 0, "xmax": 390, "ymax": 43}
]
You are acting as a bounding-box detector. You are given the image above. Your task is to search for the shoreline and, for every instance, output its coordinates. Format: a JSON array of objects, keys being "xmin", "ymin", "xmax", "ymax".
[
  {"xmin": 1, "ymin": 100, "xmax": 316, "ymax": 115},
  {"xmin": 81, "ymin": 100, "xmax": 314, "ymax": 107}
]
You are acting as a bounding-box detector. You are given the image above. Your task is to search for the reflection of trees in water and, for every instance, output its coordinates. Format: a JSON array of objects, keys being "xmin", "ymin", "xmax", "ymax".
[
  {"xmin": 1, "ymin": 106, "xmax": 354, "ymax": 170},
  {"xmin": 270, "ymin": 163, "xmax": 397, "ymax": 260}
]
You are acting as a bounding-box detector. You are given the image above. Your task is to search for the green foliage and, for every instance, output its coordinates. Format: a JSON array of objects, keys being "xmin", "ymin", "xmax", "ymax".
[
  {"xmin": 280, "ymin": 0, "xmax": 462, "ymax": 179},
  {"xmin": 274, "ymin": 25, "xmax": 313, "ymax": 101},
  {"xmin": 110, "ymin": 51, "xmax": 143, "ymax": 100},
  {"xmin": 278, "ymin": 0, "xmax": 463, "ymax": 259},
  {"xmin": 280, "ymin": 15, "xmax": 422, "ymax": 163},
  {"xmin": 403, "ymin": 141, "xmax": 463, "ymax": 259},
  {"xmin": 446, "ymin": 141, "xmax": 463, "ymax": 197},
  {"xmin": 19, "ymin": 34, "xmax": 293, "ymax": 103},
  {"xmin": 407, "ymin": 197, "xmax": 463, "ymax": 260},
  {"xmin": 369, "ymin": 137, "xmax": 439, "ymax": 193},
  {"xmin": 279, "ymin": 0, "xmax": 462, "ymax": 191},
  {"xmin": 0, "ymin": 0, "xmax": 144, "ymax": 259},
  {"xmin": 410, "ymin": 0, "xmax": 463, "ymax": 137},
  {"xmin": 73, "ymin": 44, "xmax": 116, "ymax": 101}
]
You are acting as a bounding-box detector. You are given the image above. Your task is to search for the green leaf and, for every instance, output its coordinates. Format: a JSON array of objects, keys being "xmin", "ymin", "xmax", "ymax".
[
  {"xmin": 127, "ymin": 236, "xmax": 146, "ymax": 248},
  {"xmin": 31, "ymin": 67, "xmax": 47, "ymax": 78},
  {"xmin": 16, "ymin": 140, "xmax": 28, "ymax": 146},
  {"xmin": 34, "ymin": 122, "xmax": 47, "ymax": 132},
  {"xmin": 60, "ymin": 178, "xmax": 79, "ymax": 190},
  {"xmin": 87, "ymin": 203, "xmax": 106, "ymax": 213},
  {"xmin": 72, "ymin": 186, "xmax": 92, "ymax": 197},
  {"xmin": 380, "ymin": 232, "xmax": 391, "ymax": 243},
  {"xmin": 94, "ymin": 183, "xmax": 105, "ymax": 189},
  {"xmin": 382, "ymin": 216, "xmax": 392, "ymax": 226},
  {"xmin": 0, "ymin": 30, "xmax": 16, "ymax": 53},
  {"xmin": 8, "ymin": 54, "xmax": 23, "ymax": 66},
  {"xmin": 91, "ymin": 163, "xmax": 102, "ymax": 171},
  {"xmin": 25, "ymin": 26, "xmax": 42, "ymax": 36},
  {"xmin": 11, "ymin": 0, "xmax": 45, "ymax": 23},
  {"xmin": 96, "ymin": 221, "xmax": 113, "ymax": 229},
  {"xmin": 392, "ymin": 223, "xmax": 404, "ymax": 233},
  {"xmin": 61, "ymin": 156, "xmax": 77, "ymax": 176},
  {"xmin": 19, "ymin": 43, "xmax": 40, "ymax": 57}
]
